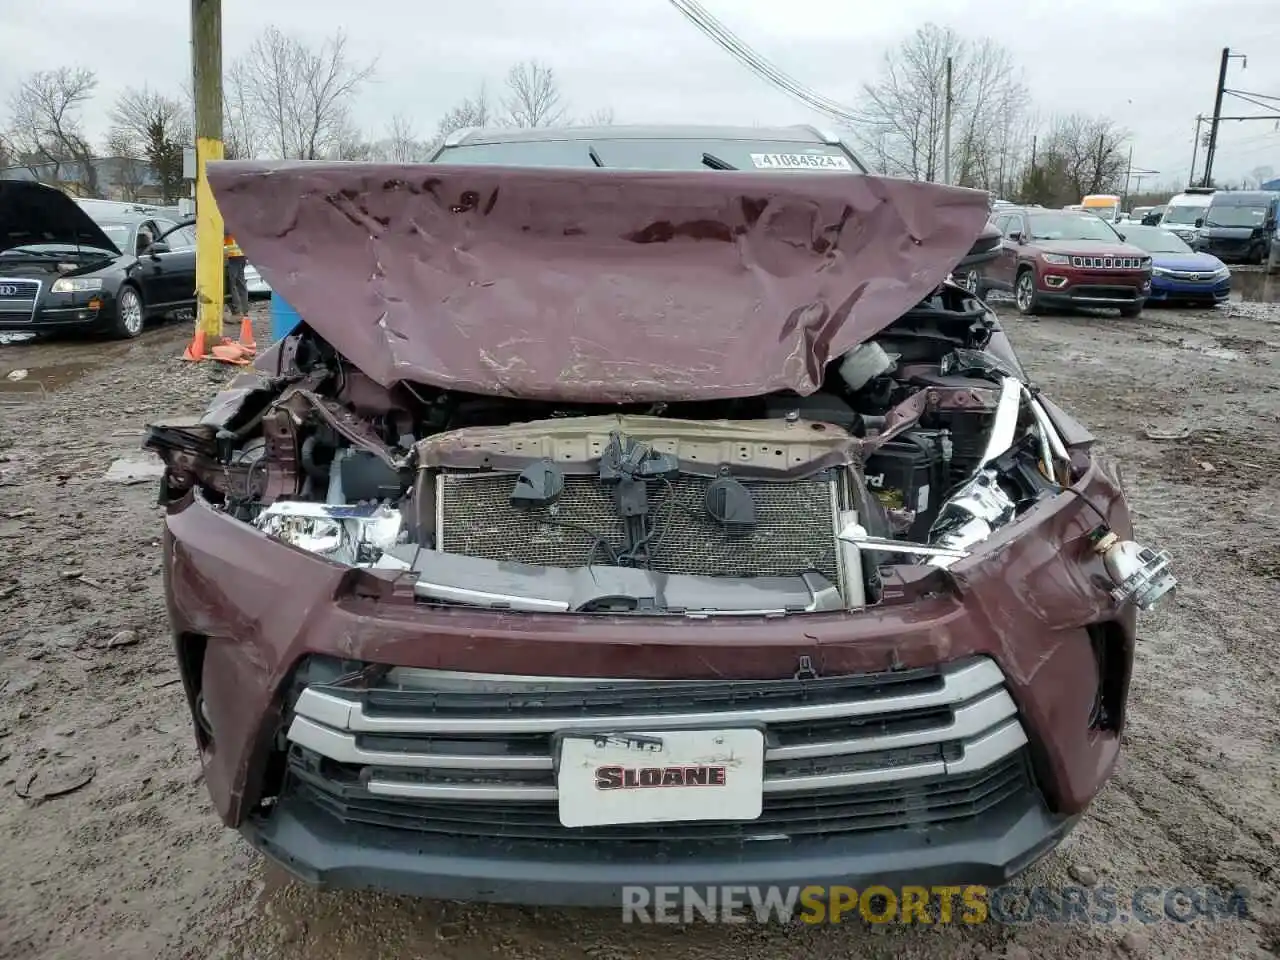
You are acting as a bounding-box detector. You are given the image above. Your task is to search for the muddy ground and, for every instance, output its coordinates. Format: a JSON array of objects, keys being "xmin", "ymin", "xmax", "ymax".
[{"xmin": 1, "ymin": 279, "xmax": 1278, "ymax": 960}]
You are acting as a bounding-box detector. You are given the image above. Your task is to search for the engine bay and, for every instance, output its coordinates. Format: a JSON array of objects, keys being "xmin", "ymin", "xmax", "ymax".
[{"xmin": 147, "ymin": 283, "xmax": 1176, "ymax": 616}]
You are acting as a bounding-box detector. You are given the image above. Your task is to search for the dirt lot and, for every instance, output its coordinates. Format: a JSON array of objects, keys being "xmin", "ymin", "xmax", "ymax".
[{"xmin": 1, "ymin": 289, "xmax": 1278, "ymax": 960}]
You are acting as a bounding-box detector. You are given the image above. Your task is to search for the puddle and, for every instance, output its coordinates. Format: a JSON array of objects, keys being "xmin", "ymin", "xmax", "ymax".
[
  {"xmin": 1200, "ymin": 347, "xmax": 1241, "ymax": 361},
  {"xmin": 1231, "ymin": 268, "xmax": 1280, "ymax": 303},
  {"xmin": 0, "ymin": 360, "xmax": 96, "ymax": 397}
]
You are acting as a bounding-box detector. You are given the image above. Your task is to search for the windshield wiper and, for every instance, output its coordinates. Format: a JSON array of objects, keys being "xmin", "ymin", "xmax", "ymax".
[
  {"xmin": 701, "ymin": 152, "xmax": 736, "ymax": 171},
  {"xmin": 0, "ymin": 247, "xmax": 68, "ymax": 258},
  {"xmin": 588, "ymin": 146, "xmax": 605, "ymax": 168}
]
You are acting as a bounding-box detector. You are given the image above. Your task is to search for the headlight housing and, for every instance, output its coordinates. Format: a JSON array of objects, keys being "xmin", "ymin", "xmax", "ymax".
[
  {"xmin": 1151, "ymin": 266, "xmax": 1170, "ymax": 277},
  {"xmin": 50, "ymin": 277, "xmax": 104, "ymax": 294},
  {"xmin": 1041, "ymin": 253, "xmax": 1071, "ymax": 265}
]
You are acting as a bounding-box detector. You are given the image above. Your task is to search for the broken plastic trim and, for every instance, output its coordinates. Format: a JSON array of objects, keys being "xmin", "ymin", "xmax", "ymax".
[{"xmin": 372, "ymin": 544, "xmax": 845, "ymax": 616}]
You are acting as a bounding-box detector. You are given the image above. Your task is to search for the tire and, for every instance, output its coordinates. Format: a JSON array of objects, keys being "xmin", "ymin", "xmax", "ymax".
[
  {"xmin": 1013, "ymin": 267, "xmax": 1040, "ymax": 315},
  {"xmin": 1119, "ymin": 302, "xmax": 1143, "ymax": 318},
  {"xmin": 964, "ymin": 267, "xmax": 984, "ymax": 297},
  {"xmin": 110, "ymin": 284, "xmax": 145, "ymax": 339}
]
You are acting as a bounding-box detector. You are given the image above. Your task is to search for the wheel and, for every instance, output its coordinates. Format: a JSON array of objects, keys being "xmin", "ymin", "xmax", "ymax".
[
  {"xmin": 1013, "ymin": 268, "xmax": 1040, "ymax": 315},
  {"xmin": 963, "ymin": 267, "xmax": 984, "ymax": 297},
  {"xmin": 1119, "ymin": 303, "xmax": 1143, "ymax": 318},
  {"xmin": 111, "ymin": 285, "xmax": 145, "ymax": 339}
]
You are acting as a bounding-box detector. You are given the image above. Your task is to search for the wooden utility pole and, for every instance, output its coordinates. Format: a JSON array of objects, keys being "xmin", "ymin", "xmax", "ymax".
[
  {"xmin": 942, "ymin": 56, "xmax": 952, "ymax": 185},
  {"xmin": 1189, "ymin": 114, "xmax": 1203, "ymax": 186},
  {"xmin": 191, "ymin": 0, "xmax": 224, "ymax": 347}
]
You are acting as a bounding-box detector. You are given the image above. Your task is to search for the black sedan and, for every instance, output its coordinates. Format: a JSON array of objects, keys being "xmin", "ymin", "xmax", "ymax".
[{"xmin": 1, "ymin": 180, "xmax": 209, "ymax": 338}]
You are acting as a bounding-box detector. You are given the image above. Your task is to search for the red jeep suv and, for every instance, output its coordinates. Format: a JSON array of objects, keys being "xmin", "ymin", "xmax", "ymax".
[{"xmin": 965, "ymin": 207, "xmax": 1152, "ymax": 317}]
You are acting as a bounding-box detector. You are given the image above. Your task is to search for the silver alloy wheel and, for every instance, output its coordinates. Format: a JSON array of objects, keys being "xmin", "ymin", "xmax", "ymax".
[
  {"xmin": 119, "ymin": 287, "xmax": 143, "ymax": 335},
  {"xmin": 1015, "ymin": 271, "xmax": 1034, "ymax": 312}
]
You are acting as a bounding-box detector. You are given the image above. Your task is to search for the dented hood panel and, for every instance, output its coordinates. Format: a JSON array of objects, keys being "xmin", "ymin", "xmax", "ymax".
[{"xmin": 207, "ymin": 160, "xmax": 990, "ymax": 402}]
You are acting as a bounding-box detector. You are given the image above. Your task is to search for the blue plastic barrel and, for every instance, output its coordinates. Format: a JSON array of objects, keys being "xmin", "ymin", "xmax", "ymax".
[{"xmin": 269, "ymin": 291, "xmax": 301, "ymax": 342}]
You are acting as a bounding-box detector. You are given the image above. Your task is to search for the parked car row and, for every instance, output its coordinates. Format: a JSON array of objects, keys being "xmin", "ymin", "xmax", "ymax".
[
  {"xmin": 962, "ymin": 205, "xmax": 1232, "ymax": 316},
  {"xmin": 0, "ymin": 183, "xmax": 270, "ymax": 339},
  {"xmin": 1109, "ymin": 188, "xmax": 1278, "ymax": 266}
]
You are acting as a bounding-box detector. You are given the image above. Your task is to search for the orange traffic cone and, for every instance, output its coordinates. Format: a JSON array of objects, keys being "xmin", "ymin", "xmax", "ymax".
[
  {"xmin": 209, "ymin": 339, "xmax": 251, "ymax": 365},
  {"xmin": 181, "ymin": 328, "xmax": 206, "ymax": 362},
  {"xmin": 237, "ymin": 316, "xmax": 256, "ymax": 353}
]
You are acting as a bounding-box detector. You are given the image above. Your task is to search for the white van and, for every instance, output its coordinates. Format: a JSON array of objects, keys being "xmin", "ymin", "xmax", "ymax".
[{"xmin": 1159, "ymin": 187, "xmax": 1215, "ymax": 244}]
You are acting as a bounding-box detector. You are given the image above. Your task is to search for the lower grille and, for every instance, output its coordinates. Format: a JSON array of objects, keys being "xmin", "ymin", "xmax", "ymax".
[
  {"xmin": 1067, "ymin": 285, "xmax": 1143, "ymax": 302},
  {"xmin": 286, "ymin": 750, "xmax": 1034, "ymax": 844},
  {"xmin": 436, "ymin": 471, "xmax": 840, "ymax": 581},
  {"xmin": 284, "ymin": 657, "xmax": 1033, "ymax": 843}
]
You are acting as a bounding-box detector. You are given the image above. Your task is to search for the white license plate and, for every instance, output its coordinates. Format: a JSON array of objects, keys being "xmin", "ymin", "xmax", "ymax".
[{"xmin": 556, "ymin": 728, "xmax": 765, "ymax": 828}]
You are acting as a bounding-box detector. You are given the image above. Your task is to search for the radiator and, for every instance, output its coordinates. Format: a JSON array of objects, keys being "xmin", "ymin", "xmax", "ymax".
[{"xmin": 435, "ymin": 471, "xmax": 842, "ymax": 582}]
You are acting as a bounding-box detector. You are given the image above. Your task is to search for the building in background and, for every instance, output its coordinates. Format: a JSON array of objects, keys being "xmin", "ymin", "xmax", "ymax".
[{"xmin": 0, "ymin": 156, "xmax": 162, "ymax": 203}]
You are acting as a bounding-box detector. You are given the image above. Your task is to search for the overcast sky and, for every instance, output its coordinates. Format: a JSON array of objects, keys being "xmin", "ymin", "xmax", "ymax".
[{"xmin": 4, "ymin": 0, "xmax": 1279, "ymax": 188}]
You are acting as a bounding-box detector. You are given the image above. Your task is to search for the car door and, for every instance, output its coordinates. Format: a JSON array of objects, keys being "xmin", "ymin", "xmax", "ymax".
[
  {"xmin": 140, "ymin": 219, "xmax": 196, "ymax": 308},
  {"xmin": 154, "ymin": 222, "xmax": 198, "ymax": 307},
  {"xmin": 992, "ymin": 214, "xmax": 1021, "ymax": 291},
  {"xmin": 131, "ymin": 220, "xmax": 170, "ymax": 306}
]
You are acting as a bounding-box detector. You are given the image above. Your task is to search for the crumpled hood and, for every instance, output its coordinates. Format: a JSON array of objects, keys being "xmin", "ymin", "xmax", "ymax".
[
  {"xmin": 0, "ymin": 180, "xmax": 120, "ymax": 255},
  {"xmin": 208, "ymin": 160, "xmax": 989, "ymax": 402}
]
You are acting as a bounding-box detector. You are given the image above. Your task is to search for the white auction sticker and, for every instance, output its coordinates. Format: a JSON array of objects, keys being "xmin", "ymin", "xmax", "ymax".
[{"xmin": 749, "ymin": 153, "xmax": 853, "ymax": 171}]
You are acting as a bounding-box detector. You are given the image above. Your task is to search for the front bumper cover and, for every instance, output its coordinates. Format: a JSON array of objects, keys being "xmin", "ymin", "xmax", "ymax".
[{"xmin": 244, "ymin": 789, "xmax": 1079, "ymax": 906}]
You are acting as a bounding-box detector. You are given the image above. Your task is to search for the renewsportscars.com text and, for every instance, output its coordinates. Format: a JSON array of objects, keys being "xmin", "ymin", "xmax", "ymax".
[{"xmin": 621, "ymin": 884, "xmax": 1251, "ymax": 925}]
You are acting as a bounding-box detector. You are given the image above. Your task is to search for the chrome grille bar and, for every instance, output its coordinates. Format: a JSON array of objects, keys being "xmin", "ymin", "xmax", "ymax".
[
  {"xmin": 361, "ymin": 722, "xmax": 1028, "ymax": 801},
  {"xmin": 286, "ymin": 657, "xmax": 1030, "ymax": 799},
  {"xmin": 292, "ymin": 658, "xmax": 1005, "ymax": 735}
]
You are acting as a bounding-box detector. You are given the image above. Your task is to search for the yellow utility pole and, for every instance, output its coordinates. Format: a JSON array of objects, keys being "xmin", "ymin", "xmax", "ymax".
[{"xmin": 190, "ymin": 0, "xmax": 224, "ymax": 348}]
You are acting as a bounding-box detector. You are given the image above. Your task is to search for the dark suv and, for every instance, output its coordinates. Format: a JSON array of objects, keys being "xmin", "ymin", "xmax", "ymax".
[{"xmin": 966, "ymin": 207, "xmax": 1152, "ymax": 317}]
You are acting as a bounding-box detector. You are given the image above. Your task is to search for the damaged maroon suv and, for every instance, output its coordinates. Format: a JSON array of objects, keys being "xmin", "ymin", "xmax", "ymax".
[{"xmin": 147, "ymin": 125, "xmax": 1176, "ymax": 906}]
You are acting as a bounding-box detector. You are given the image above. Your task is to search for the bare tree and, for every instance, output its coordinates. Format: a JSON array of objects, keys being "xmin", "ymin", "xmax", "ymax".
[
  {"xmin": 432, "ymin": 84, "xmax": 493, "ymax": 148},
  {"xmin": 1020, "ymin": 114, "xmax": 1129, "ymax": 206},
  {"xmin": 109, "ymin": 86, "xmax": 190, "ymax": 154},
  {"xmin": 582, "ymin": 106, "xmax": 616, "ymax": 126},
  {"xmin": 851, "ymin": 25, "xmax": 1031, "ymax": 191},
  {"xmin": 330, "ymin": 120, "xmax": 375, "ymax": 161},
  {"xmin": 502, "ymin": 60, "xmax": 567, "ymax": 128},
  {"xmin": 218, "ymin": 61, "xmax": 260, "ymax": 160},
  {"xmin": 5, "ymin": 67, "xmax": 101, "ymax": 194},
  {"xmin": 108, "ymin": 86, "xmax": 190, "ymax": 202},
  {"xmin": 103, "ymin": 132, "xmax": 144, "ymax": 199},
  {"xmin": 234, "ymin": 26, "xmax": 377, "ymax": 159},
  {"xmin": 369, "ymin": 112, "xmax": 432, "ymax": 162}
]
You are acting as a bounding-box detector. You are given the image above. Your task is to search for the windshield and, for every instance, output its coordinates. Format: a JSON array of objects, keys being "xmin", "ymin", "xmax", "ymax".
[
  {"xmin": 1162, "ymin": 204, "xmax": 1205, "ymax": 225},
  {"xmin": 1117, "ymin": 226, "xmax": 1192, "ymax": 255},
  {"xmin": 1204, "ymin": 204, "xmax": 1269, "ymax": 228},
  {"xmin": 97, "ymin": 224, "xmax": 132, "ymax": 249},
  {"xmin": 1027, "ymin": 212, "xmax": 1122, "ymax": 242},
  {"xmin": 436, "ymin": 137, "xmax": 864, "ymax": 172},
  {"xmin": 1083, "ymin": 204, "xmax": 1118, "ymax": 221}
]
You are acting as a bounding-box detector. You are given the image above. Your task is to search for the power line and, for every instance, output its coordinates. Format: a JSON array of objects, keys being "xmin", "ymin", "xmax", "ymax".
[
  {"xmin": 665, "ymin": 0, "xmax": 865, "ymax": 126},
  {"xmin": 1225, "ymin": 88, "xmax": 1280, "ymax": 104},
  {"xmin": 1225, "ymin": 90, "xmax": 1280, "ymax": 115}
]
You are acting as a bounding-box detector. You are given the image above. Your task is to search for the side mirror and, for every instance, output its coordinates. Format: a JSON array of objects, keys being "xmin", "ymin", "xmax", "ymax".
[
  {"xmin": 1008, "ymin": 232, "xmax": 1024, "ymax": 243},
  {"xmin": 1194, "ymin": 218, "xmax": 1204, "ymax": 229},
  {"xmin": 148, "ymin": 241, "xmax": 171, "ymax": 256}
]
